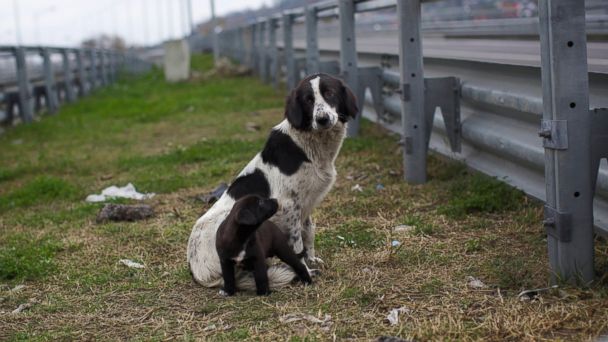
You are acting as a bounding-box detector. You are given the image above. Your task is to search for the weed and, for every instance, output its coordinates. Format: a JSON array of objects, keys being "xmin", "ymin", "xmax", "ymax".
[
  {"xmin": 0, "ymin": 176, "xmax": 79, "ymax": 212},
  {"xmin": 316, "ymin": 219, "xmax": 382, "ymax": 251},
  {"xmin": 0, "ymin": 233, "xmax": 63, "ymax": 281},
  {"xmin": 438, "ymin": 173, "xmax": 524, "ymax": 219}
]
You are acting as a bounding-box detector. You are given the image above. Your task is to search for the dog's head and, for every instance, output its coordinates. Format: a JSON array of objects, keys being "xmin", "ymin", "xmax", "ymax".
[
  {"xmin": 232, "ymin": 195, "xmax": 279, "ymax": 227},
  {"xmin": 284, "ymin": 73, "xmax": 358, "ymax": 132}
]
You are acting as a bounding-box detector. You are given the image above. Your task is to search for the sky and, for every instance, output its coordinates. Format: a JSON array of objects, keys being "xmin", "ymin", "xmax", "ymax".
[{"xmin": 0, "ymin": 0, "xmax": 272, "ymax": 47}]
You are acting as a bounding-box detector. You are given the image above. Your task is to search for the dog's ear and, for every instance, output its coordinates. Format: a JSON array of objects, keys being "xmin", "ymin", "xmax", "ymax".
[
  {"xmin": 236, "ymin": 208, "xmax": 257, "ymax": 226},
  {"xmin": 285, "ymin": 89, "xmax": 304, "ymax": 129},
  {"xmin": 340, "ymin": 81, "xmax": 359, "ymax": 120}
]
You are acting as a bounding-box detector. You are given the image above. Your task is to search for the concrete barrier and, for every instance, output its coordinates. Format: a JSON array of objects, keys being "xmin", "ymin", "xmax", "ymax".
[{"xmin": 163, "ymin": 39, "xmax": 190, "ymax": 82}]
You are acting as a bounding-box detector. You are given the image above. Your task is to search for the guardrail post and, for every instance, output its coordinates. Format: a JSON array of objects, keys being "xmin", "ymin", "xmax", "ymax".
[
  {"xmin": 237, "ymin": 27, "xmax": 245, "ymax": 64},
  {"xmin": 108, "ymin": 51, "xmax": 116, "ymax": 83},
  {"xmin": 61, "ymin": 49, "xmax": 76, "ymax": 102},
  {"xmin": 282, "ymin": 13, "xmax": 296, "ymax": 91},
  {"xmin": 539, "ymin": 0, "xmax": 594, "ymax": 284},
  {"xmin": 14, "ymin": 47, "xmax": 34, "ymax": 123},
  {"xmin": 268, "ymin": 18, "xmax": 279, "ymax": 90},
  {"xmin": 99, "ymin": 50, "xmax": 108, "ymax": 86},
  {"xmin": 88, "ymin": 49, "xmax": 98, "ymax": 90},
  {"xmin": 249, "ymin": 24, "xmax": 257, "ymax": 70},
  {"xmin": 306, "ymin": 6, "xmax": 320, "ymax": 74},
  {"xmin": 339, "ymin": 0, "xmax": 359, "ymax": 137},
  {"xmin": 259, "ymin": 21, "xmax": 268, "ymax": 83},
  {"xmin": 76, "ymin": 49, "xmax": 88, "ymax": 96},
  {"xmin": 41, "ymin": 48, "xmax": 59, "ymax": 113},
  {"xmin": 397, "ymin": 0, "xmax": 426, "ymax": 183}
]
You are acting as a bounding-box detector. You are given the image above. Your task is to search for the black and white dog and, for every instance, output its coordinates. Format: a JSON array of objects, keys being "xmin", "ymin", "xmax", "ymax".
[{"xmin": 187, "ymin": 73, "xmax": 358, "ymax": 290}]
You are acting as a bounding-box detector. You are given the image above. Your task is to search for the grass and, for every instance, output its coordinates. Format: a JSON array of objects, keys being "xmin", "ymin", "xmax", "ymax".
[{"xmin": 0, "ymin": 54, "xmax": 607, "ymax": 341}]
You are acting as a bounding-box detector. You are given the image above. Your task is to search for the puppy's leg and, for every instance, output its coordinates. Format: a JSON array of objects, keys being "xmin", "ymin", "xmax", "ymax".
[
  {"xmin": 219, "ymin": 259, "xmax": 236, "ymax": 296},
  {"xmin": 253, "ymin": 255, "xmax": 271, "ymax": 296},
  {"xmin": 302, "ymin": 217, "xmax": 323, "ymax": 265},
  {"xmin": 275, "ymin": 243, "xmax": 312, "ymax": 284}
]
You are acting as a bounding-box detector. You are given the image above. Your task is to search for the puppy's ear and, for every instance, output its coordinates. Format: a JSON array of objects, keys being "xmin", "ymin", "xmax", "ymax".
[
  {"xmin": 285, "ymin": 89, "xmax": 304, "ymax": 129},
  {"xmin": 236, "ymin": 208, "xmax": 257, "ymax": 226},
  {"xmin": 340, "ymin": 81, "xmax": 359, "ymax": 120}
]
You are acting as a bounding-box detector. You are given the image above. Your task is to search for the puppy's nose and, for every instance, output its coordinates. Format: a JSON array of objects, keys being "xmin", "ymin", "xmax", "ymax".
[{"xmin": 316, "ymin": 115, "xmax": 330, "ymax": 127}]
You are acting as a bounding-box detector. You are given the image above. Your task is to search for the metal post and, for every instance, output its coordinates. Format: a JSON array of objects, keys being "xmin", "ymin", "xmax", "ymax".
[
  {"xmin": 339, "ymin": 0, "xmax": 359, "ymax": 137},
  {"xmin": 305, "ymin": 6, "xmax": 320, "ymax": 74},
  {"xmin": 258, "ymin": 21, "xmax": 266, "ymax": 81},
  {"xmin": 99, "ymin": 50, "xmax": 108, "ymax": 86},
  {"xmin": 108, "ymin": 51, "xmax": 116, "ymax": 83},
  {"xmin": 268, "ymin": 18, "xmax": 279, "ymax": 90},
  {"xmin": 250, "ymin": 24, "xmax": 257, "ymax": 70},
  {"xmin": 237, "ymin": 27, "xmax": 245, "ymax": 64},
  {"xmin": 539, "ymin": 0, "xmax": 594, "ymax": 284},
  {"xmin": 282, "ymin": 13, "xmax": 296, "ymax": 91},
  {"xmin": 41, "ymin": 48, "xmax": 59, "ymax": 113},
  {"xmin": 397, "ymin": 0, "xmax": 426, "ymax": 183},
  {"xmin": 14, "ymin": 47, "xmax": 33, "ymax": 123},
  {"xmin": 88, "ymin": 49, "xmax": 98, "ymax": 90},
  {"xmin": 76, "ymin": 49, "xmax": 88, "ymax": 96},
  {"xmin": 210, "ymin": 0, "xmax": 220, "ymax": 66},
  {"xmin": 61, "ymin": 49, "xmax": 76, "ymax": 102}
]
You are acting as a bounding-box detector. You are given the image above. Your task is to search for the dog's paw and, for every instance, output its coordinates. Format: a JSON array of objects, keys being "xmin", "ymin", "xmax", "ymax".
[
  {"xmin": 218, "ymin": 289, "xmax": 234, "ymax": 297},
  {"xmin": 308, "ymin": 268, "xmax": 322, "ymax": 277},
  {"xmin": 306, "ymin": 256, "xmax": 325, "ymax": 266},
  {"xmin": 256, "ymin": 289, "xmax": 272, "ymax": 296}
]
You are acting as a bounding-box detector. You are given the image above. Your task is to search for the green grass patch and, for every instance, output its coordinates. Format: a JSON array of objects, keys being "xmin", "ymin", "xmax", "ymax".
[
  {"xmin": 438, "ymin": 172, "xmax": 524, "ymax": 219},
  {"xmin": 0, "ymin": 176, "xmax": 79, "ymax": 212},
  {"xmin": 316, "ymin": 219, "xmax": 383, "ymax": 251},
  {"xmin": 0, "ymin": 233, "xmax": 63, "ymax": 282},
  {"xmin": 400, "ymin": 214, "xmax": 437, "ymax": 236}
]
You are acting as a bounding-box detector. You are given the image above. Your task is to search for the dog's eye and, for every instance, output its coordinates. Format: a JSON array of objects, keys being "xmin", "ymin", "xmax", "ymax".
[
  {"xmin": 324, "ymin": 91, "xmax": 334, "ymax": 99},
  {"xmin": 306, "ymin": 96, "xmax": 314, "ymax": 105}
]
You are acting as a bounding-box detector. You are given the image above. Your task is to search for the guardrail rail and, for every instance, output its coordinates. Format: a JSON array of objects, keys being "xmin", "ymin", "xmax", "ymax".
[{"xmin": 0, "ymin": 46, "xmax": 151, "ymax": 125}]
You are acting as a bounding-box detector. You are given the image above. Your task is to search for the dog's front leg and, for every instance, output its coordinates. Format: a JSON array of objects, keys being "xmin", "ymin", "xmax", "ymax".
[{"xmin": 302, "ymin": 217, "xmax": 324, "ymax": 266}]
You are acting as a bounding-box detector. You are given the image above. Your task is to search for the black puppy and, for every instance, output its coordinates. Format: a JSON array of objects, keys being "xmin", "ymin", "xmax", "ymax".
[{"xmin": 215, "ymin": 195, "xmax": 313, "ymax": 296}]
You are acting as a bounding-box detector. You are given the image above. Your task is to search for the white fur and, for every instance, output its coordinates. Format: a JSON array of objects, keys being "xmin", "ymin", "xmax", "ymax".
[
  {"xmin": 187, "ymin": 78, "xmax": 349, "ymax": 291},
  {"xmin": 232, "ymin": 250, "xmax": 246, "ymax": 264},
  {"xmin": 310, "ymin": 76, "xmax": 339, "ymax": 130}
]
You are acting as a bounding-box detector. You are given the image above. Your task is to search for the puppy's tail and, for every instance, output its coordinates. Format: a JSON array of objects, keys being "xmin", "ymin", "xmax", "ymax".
[{"xmin": 236, "ymin": 264, "xmax": 297, "ymax": 290}]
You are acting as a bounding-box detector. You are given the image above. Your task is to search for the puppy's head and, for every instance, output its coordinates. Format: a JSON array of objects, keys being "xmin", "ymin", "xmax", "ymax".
[
  {"xmin": 285, "ymin": 73, "xmax": 358, "ymax": 132},
  {"xmin": 233, "ymin": 195, "xmax": 279, "ymax": 227}
]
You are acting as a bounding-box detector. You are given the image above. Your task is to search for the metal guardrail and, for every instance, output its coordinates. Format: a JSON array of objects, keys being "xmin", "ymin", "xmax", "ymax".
[
  {"xmin": 210, "ymin": 0, "xmax": 608, "ymax": 285},
  {"xmin": 0, "ymin": 46, "xmax": 151, "ymax": 125}
]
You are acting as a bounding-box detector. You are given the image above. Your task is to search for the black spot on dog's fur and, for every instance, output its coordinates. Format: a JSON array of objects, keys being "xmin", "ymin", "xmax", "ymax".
[
  {"xmin": 227, "ymin": 168, "xmax": 270, "ymax": 200},
  {"xmin": 261, "ymin": 130, "xmax": 310, "ymax": 176}
]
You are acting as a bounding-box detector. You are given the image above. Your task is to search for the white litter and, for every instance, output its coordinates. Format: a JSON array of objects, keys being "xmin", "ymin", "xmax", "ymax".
[
  {"xmin": 518, "ymin": 285, "xmax": 558, "ymax": 300},
  {"xmin": 386, "ymin": 307, "xmax": 410, "ymax": 325},
  {"xmin": 466, "ymin": 276, "xmax": 487, "ymax": 289},
  {"xmin": 391, "ymin": 240, "xmax": 401, "ymax": 247},
  {"xmin": 86, "ymin": 183, "xmax": 155, "ymax": 203},
  {"xmin": 119, "ymin": 259, "xmax": 145, "ymax": 269},
  {"xmin": 11, "ymin": 303, "xmax": 31, "ymax": 314},
  {"xmin": 394, "ymin": 225, "xmax": 415, "ymax": 233},
  {"xmin": 10, "ymin": 285, "xmax": 25, "ymax": 292},
  {"xmin": 279, "ymin": 313, "xmax": 333, "ymax": 331},
  {"xmin": 351, "ymin": 184, "xmax": 363, "ymax": 192}
]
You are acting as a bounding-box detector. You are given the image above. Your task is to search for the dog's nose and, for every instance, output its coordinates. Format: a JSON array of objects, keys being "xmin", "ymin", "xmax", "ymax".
[{"xmin": 316, "ymin": 115, "xmax": 330, "ymax": 127}]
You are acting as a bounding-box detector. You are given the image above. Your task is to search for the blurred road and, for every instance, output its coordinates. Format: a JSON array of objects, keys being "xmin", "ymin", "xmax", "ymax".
[{"xmin": 291, "ymin": 31, "xmax": 608, "ymax": 74}]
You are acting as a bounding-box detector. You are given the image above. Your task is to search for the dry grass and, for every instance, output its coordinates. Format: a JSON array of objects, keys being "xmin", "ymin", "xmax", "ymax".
[{"xmin": 0, "ymin": 55, "xmax": 607, "ymax": 341}]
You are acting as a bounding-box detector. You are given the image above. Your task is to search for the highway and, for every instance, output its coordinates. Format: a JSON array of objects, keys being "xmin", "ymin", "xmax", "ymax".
[{"xmin": 290, "ymin": 30, "xmax": 608, "ymax": 74}]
